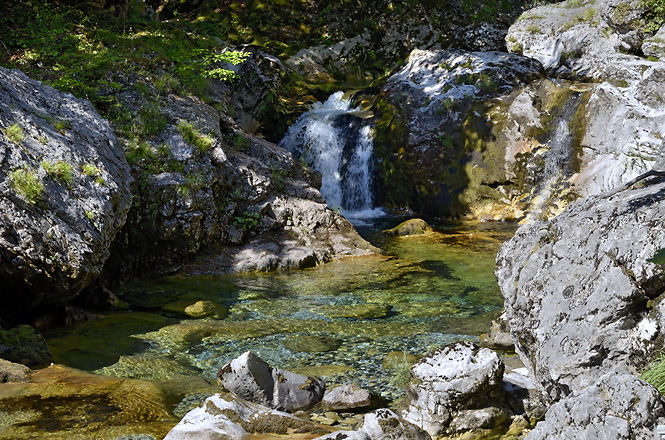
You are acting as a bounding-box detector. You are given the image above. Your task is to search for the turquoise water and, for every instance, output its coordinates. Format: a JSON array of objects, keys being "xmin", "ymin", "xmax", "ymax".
[{"xmin": 44, "ymin": 218, "xmax": 516, "ymax": 401}]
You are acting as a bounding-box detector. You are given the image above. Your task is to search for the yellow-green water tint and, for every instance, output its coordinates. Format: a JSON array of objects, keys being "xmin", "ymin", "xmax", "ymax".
[{"xmin": 41, "ymin": 218, "xmax": 516, "ymax": 403}]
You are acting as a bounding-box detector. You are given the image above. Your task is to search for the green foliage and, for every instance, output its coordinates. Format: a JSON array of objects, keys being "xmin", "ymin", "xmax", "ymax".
[
  {"xmin": 82, "ymin": 163, "xmax": 106, "ymax": 185},
  {"xmin": 4, "ymin": 124, "xmax": 25, "ymax": 145},
  {"xmin": 177, "ymin": 121, "xmax": 215, "ymax": 152},
  {"xmin": 9, "ymin": 167, "xmax": 44, "ymax": 204},
  {"xmin": 641, "ymin": 352, "xmax": 665, "ymax": 393},
  {"xmin": 641, "ymin": 0, "xmax": 665, "ymax": 32},
  {"xmin": 233, "ymin": 134, "xmax": 250, "ymax": 150},
  {"xmin": 138, "ymin": 102, "xmax": 167, "ymax": 136},
  {"xmin": 270, "ymin": 166, "xmax": 289, "ymax": 190},
  {"xmin": 233, "ymin": 210, "xmax": 260, "ymax": 231},
  {"xmin": 41, "ymin": 160, "xmax": 74, "ymax": 185},
  {"xmin": 53, "ymin": 119, "xmax": 71, "ymax": 133}
]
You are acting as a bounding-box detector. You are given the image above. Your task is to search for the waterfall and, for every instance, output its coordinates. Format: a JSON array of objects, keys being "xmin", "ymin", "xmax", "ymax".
[
  {"xmin": 279, "ymin": 92, "xmax": 382, "ymax": 218},
  {"xmin": 524, "ymin": 93, "xmax": 581, "ymax": 222}
]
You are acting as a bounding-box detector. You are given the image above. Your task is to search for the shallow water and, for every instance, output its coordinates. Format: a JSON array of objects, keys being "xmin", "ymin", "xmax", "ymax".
[{"xmin": 44, "ymin": 218, "xmax": 517, "ymax": 402}]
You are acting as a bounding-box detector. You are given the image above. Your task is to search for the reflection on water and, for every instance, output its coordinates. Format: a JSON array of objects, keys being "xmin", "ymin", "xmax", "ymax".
[{"xmin": 44, "ymin": 218, "xmax": 517, "ymax": 401}]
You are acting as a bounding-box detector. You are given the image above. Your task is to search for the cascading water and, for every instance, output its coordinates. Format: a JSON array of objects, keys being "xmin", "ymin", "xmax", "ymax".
[
  {"xmin": 524, "ymin": 93, "xmax": 582, "ymax": 222},
  {"xmin": 279, "ymin": 91, "xmax": 382, "ymax": 218}
]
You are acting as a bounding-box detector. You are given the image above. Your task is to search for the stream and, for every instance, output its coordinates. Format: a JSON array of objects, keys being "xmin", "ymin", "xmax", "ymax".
[{"xmin": 42, "ymin": 217, "xmax": 517, "ymax": 404}]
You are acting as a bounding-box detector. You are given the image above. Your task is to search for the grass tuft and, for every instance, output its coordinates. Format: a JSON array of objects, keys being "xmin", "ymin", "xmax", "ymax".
[
  {"xmin": 42, "ymin": 160, "xmax": 74, "ymax": 184},
  {"xmin": 177, "ymin": 121, "xmax": 215, "ymax": 152},
  {"xmin": 641, "ymin": 352, "xmax": 665, "ymax": 393},
  {"xmin": 4, "ymin": 124, "xmax": 25, "ymax": 145},
  {"xmin": 9, "ymin": 167, "xmax": 44, "ymax": 204}
]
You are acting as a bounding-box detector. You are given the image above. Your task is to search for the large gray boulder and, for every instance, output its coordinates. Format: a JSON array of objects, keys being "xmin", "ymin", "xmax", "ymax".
[
  {"xmin": 400, "ymin": 341, "xmax": 507, "ymax": 437},
  {"xmin": 217, "ymin": 351, "xmax": 325, "ymax": 412},
  {"xmin": 0, "ymin": 67, "xmax": 132, "ymax": 312},
  {"xmin": 496, "ymin": 181, "xmax": 665, "ymax": 404},
  {"xmin": 526, "ymin": 374, "xmax": 665, "ymax": 440}
]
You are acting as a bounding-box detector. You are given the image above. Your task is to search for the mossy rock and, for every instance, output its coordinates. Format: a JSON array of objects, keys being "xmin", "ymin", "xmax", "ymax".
[
  {"xmin": 383, "ymin": 218, "xmax": 432, "ymax": 236},
  {"xmin": 382, "ymin": 351, "xmax": 419, "ymax": 369},
  {"xmin": 282, "ymin": 335, "xmax": 342, "ymax": 353},
  {"xmin": 162, "ymin": 300, "xmax": 228, "ymax": 319},
  {"xmin": 0, "ymin": 325, "xmax": 51, "ymax": 367}
]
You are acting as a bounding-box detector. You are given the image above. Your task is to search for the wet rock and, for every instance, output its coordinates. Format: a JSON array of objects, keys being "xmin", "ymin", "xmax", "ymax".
[
  {"xmin": 94, "ymin": 355, "xmax": 201, "ymax": 381},
  {"xmin": 161, "ymin": 300, "xmax": 228, "ymax": 319},
  {"xmin": 217, "ymin": 351, "xmax": 325, "ymax": 412},
  {"xmin": 0, "ymin": 358, "xmax": 30, "ymax": 383},
  {"xmin": 383, "ymin": 219, "xmax": 432, "ymax": 236},
  {"xmin": 400, "ymin": 340, "xmax": 506, "ymax": 438},
  {"xmin": 495, "ymin": 181, "xmax": 665, "ymax": 404},
  {"xmin": 317, "ymin": 408, "xmax": 430, "ymax": 440},
  {"xmin": 373, "ymin": 48, "xmax": 544, "ymax": 219},
  {"xmin": 526, "ymin": 374, "xmax": 665, "ymax": 439},
  {"xmin": 0, "ymin": 325, "xmax": 51, "ymax": 367},
  {"xmin": 0, "ymin": 67, "xmax": 132, "ymax": 314},
  {"xmin": 323, "ymin": 385, "xmax": 372, "ymax": 411},
  {"xmin": 164, "ymin": 393, "xmax": 332, "ymax": 440},
  {"xmin": 283, "ymin": 335, "xmax": 342, "ymax": 353},
  {"xmin": 504, "ymin": 0, "xmax": 665, "ymax": 205},
  {"xmin": 481, "ymin": 311, "xmax": 514, "ymax": 350}
]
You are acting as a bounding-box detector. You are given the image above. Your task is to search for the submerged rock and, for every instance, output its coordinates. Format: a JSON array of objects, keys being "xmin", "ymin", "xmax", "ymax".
[
  {"xmin": 400, "ymin": 340, "xmax": 507, "ymax": 437},
  {"xmin": 496, "ymin": 181, "xmax": 665, "ymax": 404},
  {"xmin": 217, "ymin": 351, "xmax": 325, "ymax": 412},
  {"xmin": 0, "ymin": 66, "xmax": 132, "ymax": 315},
  {"xmin": 526, "ymin": 374, "xmax": 665, "ymax": 439}
]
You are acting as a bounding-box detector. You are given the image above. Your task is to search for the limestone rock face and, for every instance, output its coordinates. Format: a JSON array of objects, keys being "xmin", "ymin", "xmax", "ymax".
[
  {"xmin": 104, "ymin": 89, "xmax": 377, "ymax": 280},
  {"xmin": 164, "ymin": 393, "xmax": 331, "ymax": 440},
  {"xmin": 643, "ymin": 26, "xmax": 665, "ymax": 61},
  {"xmin": 503, "ymin": 0, "xmax": 665, "ymax": 205},
  {"xmin": 496, "ymin": 182, "xmax": 665, "ymax": 404},
  {"xmin": 526, "ymin": 374, "xmax": 665, "ymax": 440},
  {"xmin": 373, "ymin": 48, "xmax": 544, "ymax": 218},
  {"xmin": 0, "ymin": 66, "xmax": 132, "ymax": 312},
  {"xmin": 400, "ymin": 341, "xmax": 506, "ymax": 437},
  {"xmin": 217, "ymin": 351, "xmax": 325, "ymax": 412}
]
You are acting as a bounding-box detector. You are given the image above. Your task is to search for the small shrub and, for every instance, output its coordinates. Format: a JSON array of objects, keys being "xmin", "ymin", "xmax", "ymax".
[
  {"xmin": 9, "ymin": 167, "xmax": 44, "ymax": 204},
  {"xmin": 4, "ymin": 124, "xmax": 25, "ymax": 145},
  {"xmin": 233, "ymin": 211, "xmax": 260, "ymax": 231},
  {"xmin": 527, "ymin": 24, "xmax": 544, "ymax": 34},
  {"xmin": 177, "ymin": 121, "xmax": 215, "ymax": 152},
  {"xmin": 126, "ymin": 140, "xmax": 156, "ymax": 165},
  {"xmin": 42, "ymin": 160, "xmax": 74, "ymax": 184}
]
